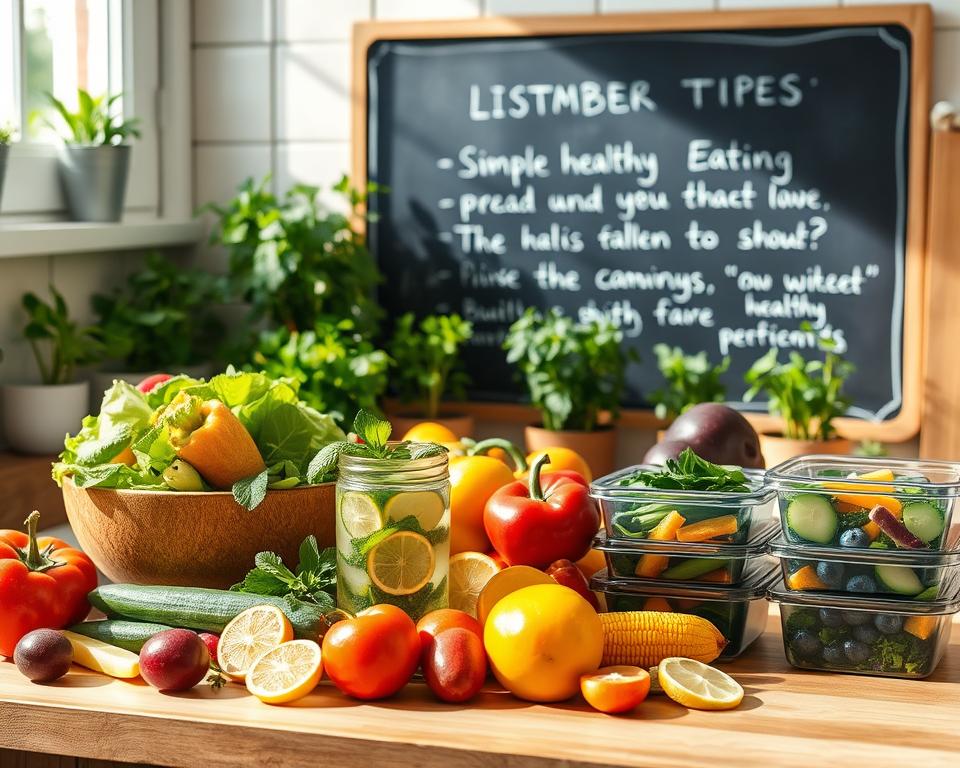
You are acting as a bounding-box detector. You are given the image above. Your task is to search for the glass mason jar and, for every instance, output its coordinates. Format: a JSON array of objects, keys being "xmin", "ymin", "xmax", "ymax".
[{"xmin": 336, "ymin": 448, "xmax": 450, "ymax": 621}]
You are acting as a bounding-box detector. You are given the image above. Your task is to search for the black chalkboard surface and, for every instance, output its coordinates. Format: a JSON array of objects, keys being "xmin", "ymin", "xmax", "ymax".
[{"xmin": 366, "ymin": 23, "xmax": 913, "ymax": 423}]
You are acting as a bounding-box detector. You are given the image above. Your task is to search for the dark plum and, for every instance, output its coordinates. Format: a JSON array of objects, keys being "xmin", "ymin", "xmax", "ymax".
[
  {"xmin": 642, "ymin": 439, "xmax": 696, "ymax": 467},
  {"xmin": 139, "ymin": 629, "xmax": 210, "ymax": 692},
  {"xmin": 659, "ymin": 404, "xmax": 764, "ymax": 469},
  {"xmin": 853, "ymin": 624, "xmax": 880, "ymax": 644},
  {"xmin": 13, "ymin": 629, "xmax": 73, "ymax": 683}
]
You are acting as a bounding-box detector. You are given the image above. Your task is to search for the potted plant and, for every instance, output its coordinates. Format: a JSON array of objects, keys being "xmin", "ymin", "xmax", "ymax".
[
  {"xmin": 42, "ymin": 89, "xmax": 141, "ymax": 221},
  {"xmin": 743, "ymin": 330, "xmax": 854, "ymax": 468},
  {"xmin": 250, "ymin": 319, "xmax": 391, "ymax": 429},
  {"xmin": 206, "ymin": 175, "xmax": 382, "ymax": 341},
  {"xmin": 2, "ymin": 287, "xmax": 105, "ymax": 454},
  {"xmin": 0, "ymin": 123, "xmax": 14, "ymax": 210},
  {"xmin": 504, "ymin": 308, "xmax": 631, "ymax": 478},
  {"xmin": 649, "ymin": 344, "xmax": 730, "ymax": 435},
  {"xmin": 387, "ymin": 312, "xmax": 474, "ymax": 437},
  {"xmin": 90, "ymin": 251, "xmax": 224, "ymax": 402}
]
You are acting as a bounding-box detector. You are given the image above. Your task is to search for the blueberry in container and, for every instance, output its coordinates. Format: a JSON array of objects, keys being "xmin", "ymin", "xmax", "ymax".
[
  {"xmin": 766, "ymin": 455, "xmax": 960, "ymax": 552},
  {"xmin": 770, "ymin": 532, "xmax": 960, "ymax": 600},
  {"xmin": 768, "ymin": 575, "xmax": 960, "ymax": 679},
  {"xmin": 590, "ymin": 465, "xmax": 776, "ymax": 546},
  {"xmin": 594, "ymin": 519, "xmax": 778, "ymax": 586},
  {"xmin": 591, "ymin": 562, "xmax": 779, "ymax": 659}
]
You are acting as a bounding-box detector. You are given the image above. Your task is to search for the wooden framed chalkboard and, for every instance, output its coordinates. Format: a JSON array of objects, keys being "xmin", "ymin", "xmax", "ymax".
[{"xmin": 352, "ymin": 5, "xmax": 931, "ymax": 442}]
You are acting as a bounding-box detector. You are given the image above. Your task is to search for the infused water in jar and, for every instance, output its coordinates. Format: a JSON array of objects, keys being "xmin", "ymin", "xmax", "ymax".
[{"xmin": 336, "ymin": 449, "xmax": 450, "ymax": 621}]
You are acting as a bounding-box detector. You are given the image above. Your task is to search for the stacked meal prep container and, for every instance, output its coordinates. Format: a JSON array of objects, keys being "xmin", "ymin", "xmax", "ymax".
[
  {"xmin": 589, "ymin": 467, "xmax": 780, "ymax": 659},
  {"xmin": 766, "ymin": 455, "xmax": 960, "ymax": 678}
]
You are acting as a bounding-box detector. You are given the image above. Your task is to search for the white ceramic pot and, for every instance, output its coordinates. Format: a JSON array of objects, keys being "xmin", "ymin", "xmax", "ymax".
[
  {"xmin": 90, "ymin": 362, "xmax": 214, "ymax": 408},
  {"xmin": 2, "ymin": 381, "xmax": 90, "ymax": 455}
]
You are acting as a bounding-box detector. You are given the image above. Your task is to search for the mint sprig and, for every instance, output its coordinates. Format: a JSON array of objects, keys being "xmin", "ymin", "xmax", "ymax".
[{"xmin": 232, "ymin": 535, "xmax": 336, "ymax": 610}]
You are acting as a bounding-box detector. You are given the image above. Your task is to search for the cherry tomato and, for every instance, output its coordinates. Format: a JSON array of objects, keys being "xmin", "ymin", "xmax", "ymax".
[
  {"xmin": 417, "ymin": 609, "xmax": 483, "ymax": 656},
  {"xmin": 321, "ymin": 604, "xmax": 420, "ymax": 700},
  {"xmin": 580, "ymin": 665, "xmax": 651, "ymax": 714}
]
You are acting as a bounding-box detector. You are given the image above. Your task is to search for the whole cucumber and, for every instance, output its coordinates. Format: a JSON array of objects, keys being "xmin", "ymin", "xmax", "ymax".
[
  {"xmin": 88, "ymin": 585, "xmax": 327, "ymax": 640},
  {"xmin": 68, "ymin": 619, "xmax": 174, "ymax": 653}
]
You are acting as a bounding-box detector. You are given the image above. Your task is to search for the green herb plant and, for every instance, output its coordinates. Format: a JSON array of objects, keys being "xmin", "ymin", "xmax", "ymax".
[
  {"xmin": 0, "ymin": 124, "xmax": 16, "ymax": 144},
  {"xmin": 250, "ymin": 320, "xmax": 391, "ymax": 428},
  {"xmin": 503, "ymin": 308, "xmax": 632, "ymax": 432},
  {"xmin": 649, "ymin": 344, "xmax": 730, "ymax": 421},
  {"xmin": 206, "ymin": 175, "xmax": 382, "ymax": 338},
  {"xmin": 233, "ymin": 535, "xmax": 337, "ymax": 611},
  {"xmin": 743, "ymin": 324, "xmax": 854, "ymax": 441},
  {"xmin": 92, "ymin": 252, "xmax": 224, "ymax": 371},
  {"xmin": 389, "ymin": 313, "xmax": 473, "ymax": 419},
  {"xmin": 621, "ymin": 447, "xmax": 750, "ymax": 493},
  {"xmin": 307, "ymin": 409, "xmax": 447, "ymax": 484},
  {"xmin": 42, "ymin": 89, "xmax": 141, "ymax": 145},
  {"xmin": 22, "ymin": 286, "xmax": 106, "ymax": 385}
]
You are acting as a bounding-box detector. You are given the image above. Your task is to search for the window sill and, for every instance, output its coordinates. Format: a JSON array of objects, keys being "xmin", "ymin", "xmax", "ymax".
[{"xmin": 0, "ymin": 219, "xmax": 204, "ymax": 258}]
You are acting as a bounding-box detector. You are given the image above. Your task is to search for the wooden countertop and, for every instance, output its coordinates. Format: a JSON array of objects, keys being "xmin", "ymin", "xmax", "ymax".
[{"xmin": 1, "ymin": 606, "xmax": 958, "ymax": 768}]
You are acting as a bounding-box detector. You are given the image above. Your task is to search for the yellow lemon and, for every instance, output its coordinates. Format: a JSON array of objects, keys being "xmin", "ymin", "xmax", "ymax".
[{"xmin": 402, "ymin": 422, "xmax": 459, "ymax": 443}]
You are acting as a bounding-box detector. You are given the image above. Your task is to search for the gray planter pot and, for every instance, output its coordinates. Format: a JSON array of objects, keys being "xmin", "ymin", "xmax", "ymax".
[
  {"xmin": 58, "ymin": 144, "xmax": 131, "ymax": 222},
  {"xmin": 0, "ymin": 143, "xmax": 8, "ymax": 211}
]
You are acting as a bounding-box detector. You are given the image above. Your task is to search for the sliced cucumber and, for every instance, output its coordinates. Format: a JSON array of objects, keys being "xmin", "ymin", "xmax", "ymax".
[
  {"xmin": 661, "ymin": 558, "xmax": 731, "ymax": 580},
  {"xmin": 915, "ymin": 585, "xmax": 940, "ymax": 601},
  {"xmin": 902, "ymin": 502, "xmax": 945, "ymax": 544},
  {"xmin": 786, "ymin": 494, "xmax": 838, "ymax": 544},
  {"xmin": 874, "ymin": 564, "xmax": 924, "ymax": 596}
]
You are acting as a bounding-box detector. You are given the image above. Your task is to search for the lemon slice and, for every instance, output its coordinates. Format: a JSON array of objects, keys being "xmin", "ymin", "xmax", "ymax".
[
  {"xmin": 246, "ymin": 639, "xmax": 324, "ymax": 705},
  {"xmin": 367, "ymin": 531, "xmax": 436, "ymax": 596},
  {"xmin": 657, "ymin": 657, "xmax": 744, "ymax": 711},
  {"xmin": 384, "ymin": 491, "xmax": 445, "ymax": 531},
  {"xmin": 340, "ymin": 491, "xmax": 383, "ymax": 539},
  {"xmin": 449, "ymin": 551, "xmax": 501, "ymax": 617},
  {"xmin": 218, "ymin": 605, "xmax": 294, "ymax": 681}
]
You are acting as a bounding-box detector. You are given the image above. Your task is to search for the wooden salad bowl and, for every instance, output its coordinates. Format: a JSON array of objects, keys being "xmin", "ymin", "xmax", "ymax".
[{"xmin": 62, "ymin": 478, "xmax": 336, "ymax": 589}]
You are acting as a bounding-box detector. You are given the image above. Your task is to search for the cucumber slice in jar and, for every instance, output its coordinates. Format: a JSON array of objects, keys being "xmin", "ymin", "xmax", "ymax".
[
  {"xmin": 785, "ymin": 494, "xmax": 839, "ymax": 544},
  {"xmin": 902, "ymin": 502, "xmax": 945, "ymax": 544},
  {"xmin": 874, "ymin": 565, "xmax": 925, "ymax": 596}
]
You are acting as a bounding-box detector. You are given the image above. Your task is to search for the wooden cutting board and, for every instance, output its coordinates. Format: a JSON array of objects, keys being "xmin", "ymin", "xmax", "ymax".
[{"xmin": 0, "ymin": 606, "xmax": 957, "ymax": 768}]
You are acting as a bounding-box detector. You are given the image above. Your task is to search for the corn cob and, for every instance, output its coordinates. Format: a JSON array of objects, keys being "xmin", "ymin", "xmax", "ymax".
[{"xmin": 599, "ymin": 611, "xmax": 727, "ymax": 667}]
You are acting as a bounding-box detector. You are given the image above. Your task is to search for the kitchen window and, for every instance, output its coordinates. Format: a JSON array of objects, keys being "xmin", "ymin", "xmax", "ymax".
[{"xmin": 0, "ymin": 0, "xmax": 161, "ymax": 221}]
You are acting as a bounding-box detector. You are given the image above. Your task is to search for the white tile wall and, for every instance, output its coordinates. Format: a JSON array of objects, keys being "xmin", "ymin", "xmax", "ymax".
[
  {"xmin": 194, "ymin": 144, "xmax": 273, "ymax": 208},
  {"xmin": 275, "ymin": 142, "xmax": 352, "ymax": 210},
  {"xmin": 194, "ymin": 0, "xmax": 273, "ymax": 44},
  {"xmin": 275, "ymin": 43, "xmax": 352, "ymax": 141},
  {"xmin": 194, "ymin": 47, "xmax": 273, "ymax": 142},
  {"xmin": 375, "ymin": 0, "xmax": 481, "ymax": 20},
  {"xmin": 276, "ymin": 0, "xmax": 371, "ymax": 41},
  {"xmin": 485, "ymin": 0, "xmax": 596, "ymax": 15}
]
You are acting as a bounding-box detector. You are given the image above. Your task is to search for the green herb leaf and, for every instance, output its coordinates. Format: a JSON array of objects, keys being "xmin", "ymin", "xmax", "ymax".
[
  {"xmin": 621, "ymin": 448, "xmax": 750, "ymax": 493},
  {"xmin": 298, "ymin": 535, "xmax": 321, "ymax": 575},
  {"xmin": 353, "ymin": 409, "xmax": 392, "ymax": 456},
  {"xmin": 307, "ymin": 440, "xmax": 351, "ymax": 483},
  {"xmin": 233, "ymin": 468, "xmax": 270, "ymax": 511}
]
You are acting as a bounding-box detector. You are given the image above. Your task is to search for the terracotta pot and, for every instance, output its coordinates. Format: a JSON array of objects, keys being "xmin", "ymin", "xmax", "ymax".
[
  {"xmin": 760, "ymin": 434, "xmax": 854, "ymax": 470},
  {"xmin": 388, "ymin": 413, "xmax": 475, "ymax": 440},
  {"xmin": 524, "ymin": 425, "xmax": 618, "ymax": 481},
  {"xmin": 62, "ymin": 478, "xmax": 336, "ymax": 589}
]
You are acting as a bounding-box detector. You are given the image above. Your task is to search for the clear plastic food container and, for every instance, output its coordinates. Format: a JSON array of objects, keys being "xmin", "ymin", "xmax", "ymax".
[
  {"xmin": 768, "ymin": 576, "xmax": 960, "ymax": 679},
  {"xmin": 769, "ymin": 531, "xmax": 960, "ymax": 600},
  {"xmin": 593, "ymin": 520, "xmax": 778, "ymax": 586},
  {"xmin": 591, "ymin": 563, "xmax": 778, "ymax": 659},
  {"xmin": 766, "ymin": 455, "xmax": 960, "ymax": 552},
  {"xmin": 590, "ymin": 466, "xmax": 776, "ymax": 546}
]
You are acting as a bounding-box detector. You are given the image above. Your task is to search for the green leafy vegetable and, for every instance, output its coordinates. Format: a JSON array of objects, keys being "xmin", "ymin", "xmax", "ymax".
[
  {"xmin": 620, "ymin": 448, "xmax": 750, "ymax": 493},
  {"xmin": 233, "ymin": 469, "xmax": 269, "ymax": 511},
  {"xmin": 649, "ymin": 344, "xmax": 729, "ymax": 421},
  {"xmin": 232, "ymin": 535, "xmax": 336, "ymax": 609}
]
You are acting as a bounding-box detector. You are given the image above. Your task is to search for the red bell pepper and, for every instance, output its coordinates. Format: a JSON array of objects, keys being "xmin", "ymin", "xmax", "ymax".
[
  {"xmin": 483, "ymin": 453, "xmax": 600, "ymax": 569},
  {"xmin": 0, "ymin": 511, "xmax": 98, "ymax": 657},
  {"xmin": 546, "ymin": 559, "xmax": 600, "ymax": 610}
]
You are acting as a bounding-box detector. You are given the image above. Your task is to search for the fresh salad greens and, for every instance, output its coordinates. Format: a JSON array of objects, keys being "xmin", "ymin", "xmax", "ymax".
[
  {"xmin": 53, "ymin": 368, "xmax": 345, "ymax": 510},
  {"xmin": 232, "ymin": 535, "xmax": 337, "ymax": 610},
  {"xmin": 619, "ymin": 448, "xmax": 750, "ymax": 493},
  {"xmin": 306, "ymin": 409, "xmax": 447, "ymax": 483}
]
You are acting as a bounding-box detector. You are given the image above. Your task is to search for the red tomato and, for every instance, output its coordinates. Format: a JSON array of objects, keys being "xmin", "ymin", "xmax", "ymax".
[
  {"xmin": 321, "ymin": 604, "xmax": 420, "ymax": 700},
  {"xmin": 198, "ymin": 632, "xmax": 219, "ymax": 662},
  {"xmin": 136, "ymin": 373, "xmax": 172, "ymax": 393},
  {"xmin": 416, "ymin": 609, "xmax": 483, "ymax": 656},
  {"xmin": 423, "ymin": 628, "xmax": 488, "ymax": 704}
]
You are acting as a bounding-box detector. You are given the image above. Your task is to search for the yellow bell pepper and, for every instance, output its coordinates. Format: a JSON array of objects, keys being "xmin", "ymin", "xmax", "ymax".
[
  {"xmin": 448, "ymin": 454, "xmax": 514, "ymax": 554},
  {"xmin": 162, "ymin": 392, "xmax": 265, "ymax": 490},
  {"xmin": 469, "ymin": 439, "xmax": 592, "ymax": 482}
]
